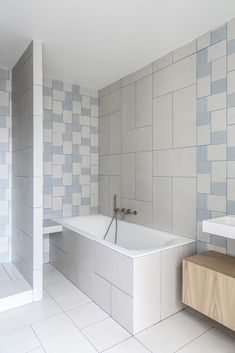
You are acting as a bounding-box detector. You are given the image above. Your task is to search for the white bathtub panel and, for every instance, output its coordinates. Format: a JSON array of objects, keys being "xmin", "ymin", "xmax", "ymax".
[
  {"xmin": 111, "ymin": 285, "xmax": 133, "ymax": 333},
  {"xmin": 49, "ymin": 231, "xmax": 68, "ymax": 253},
  {"xmin": 92, "ymin": 273, "xmax": 111, "ymax": 314},
  {"xmin": 94, "ymin": 243, "xmax": 133, "ymax": 296},
  {"xmin": 49, "ymin": 243, "xmax": 69, "ymax": 278},
  {"xmin": 133, "ymin": 253, "xmax": 160, "ymax": 334},
  {"xmin": 160, "ymin": 246, "xmax": 184, "ymax": 320},
  {"xmin": 67, "ymin": 232, "xmax": 93, "ymax": 297}
]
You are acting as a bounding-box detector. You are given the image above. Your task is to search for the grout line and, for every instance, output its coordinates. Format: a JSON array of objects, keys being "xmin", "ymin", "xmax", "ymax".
[
  {"xmin": 0, "ymin": 263, "xmax": 12, "ymax": 282},
  {"xmin": 30, "ymin": 324, "xmax": 47, "ymax": 353},
  {"xmin": 174, "ymin": 327, "xmax": 212, "ymax": 352},
  {"xmin": 134, "ymin": 336, "xmax": 155, "ymax": 353},
  {"xmin": 63, "ymin": 310, "xmax": 100, "ymax": 353}
]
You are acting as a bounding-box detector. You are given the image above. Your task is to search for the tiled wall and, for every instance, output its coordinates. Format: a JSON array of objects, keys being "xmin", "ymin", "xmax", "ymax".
[
  {"xmin": 43, "ymin": 79, "xmax": 99, "ymax": 220},
  {"xmin": 0, "ymin": 68, "xmax": 11, "ymax": 263},
  {"xmin": 196, "ymin": 21, "xmax": 235, "ymax": 255},
  {"xmin": 99, "ymin": 18, "xmax": 235, "ymax": 256}
]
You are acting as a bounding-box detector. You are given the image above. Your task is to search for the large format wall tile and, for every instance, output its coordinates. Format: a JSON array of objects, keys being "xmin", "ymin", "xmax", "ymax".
[
  {"xmin": 173, "ymin": 85, "xmax": 196, "ymax": 148},
  {"xmin": 122, "ymin": 154, "xmax": 135, "ymax": 199},
  {"xmin": 173, "ymin": 178, "xmax": 196, "ymax": 238},
  {"xmin": 153, "ymin": 93, "xmax": 172, "ymax": 150},
  {"xmin": 153, "ymin": 148, "xmax": 196, "ymax": 177},
  {"xmin": 122, "ymin": 83, "xmax": 135, "ymax": 131},
  {"xmin": 122, "ymin": 126, "xmax": 152, "ymax": 153},
  {"xmin": 153, "ymin": 54, "xmax": 196, "ymax": 97},
  {"xmin": 135, "ymin": 151, "xmax": 152, "ymax": 202},
  {"xmin": 135, "ymin": 75, "xmax": 152, "ymax": 128},
  {"xmin": 153, "ymin": 177, "xmax": 172, "ymax": 232}
]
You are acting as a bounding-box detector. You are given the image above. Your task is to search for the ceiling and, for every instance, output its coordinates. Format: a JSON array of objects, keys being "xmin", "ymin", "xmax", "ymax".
[{"xmin": 1, "ymin": 0, "xmax": 235, "ymax": 89}]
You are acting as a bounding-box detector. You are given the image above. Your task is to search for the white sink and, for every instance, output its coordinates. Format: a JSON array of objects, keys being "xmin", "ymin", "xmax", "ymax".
[{"xmin": 202, "ymin": 216, "xmax": 235, "ymax": 240}]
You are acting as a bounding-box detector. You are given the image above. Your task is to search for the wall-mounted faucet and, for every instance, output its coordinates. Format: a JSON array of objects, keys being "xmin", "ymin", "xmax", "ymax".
[{"xmin": 119, "ymin": 208, "xmax": 137, "ymax": 216}]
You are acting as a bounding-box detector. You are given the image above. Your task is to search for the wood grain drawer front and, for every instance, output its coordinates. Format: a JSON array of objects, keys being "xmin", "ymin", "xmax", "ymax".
[{"xmin": 183, "ymin": 258, "xmax": 235, "ymax": 331}]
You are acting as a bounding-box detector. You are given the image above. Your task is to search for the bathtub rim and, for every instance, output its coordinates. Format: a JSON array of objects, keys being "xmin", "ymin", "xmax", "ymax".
[{"xmin": 53, "ymin": 214, "xmax": 196, "ymax": 259}]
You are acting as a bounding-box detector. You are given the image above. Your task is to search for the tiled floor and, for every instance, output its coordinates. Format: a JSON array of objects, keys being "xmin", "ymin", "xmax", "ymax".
[
  {"xmin": 0, "ymin": 263, "xmax": 234, "ymax": 353},
  {"xmin": 0, "ymin": 262, "xmax": 31, "ymax": 299}
]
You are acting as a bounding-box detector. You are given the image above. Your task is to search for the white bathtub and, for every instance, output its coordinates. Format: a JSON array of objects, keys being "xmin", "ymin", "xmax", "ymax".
[{"xmin": 49, "ymin": 214, "xmax": 196, "ymax": 334}]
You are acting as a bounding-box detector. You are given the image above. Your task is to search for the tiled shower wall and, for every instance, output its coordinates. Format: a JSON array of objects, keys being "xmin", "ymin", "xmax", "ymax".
[
  {"xmin": 0, "ymin": 68, "xmax": 11, "ymax": 263},
  {"xmin": 43, "ymin": 79, "xmax": 99, "ymax": 220},
  {"xmin": 99, "ymin": 18, "xmax": 235, "ymax": 256}
]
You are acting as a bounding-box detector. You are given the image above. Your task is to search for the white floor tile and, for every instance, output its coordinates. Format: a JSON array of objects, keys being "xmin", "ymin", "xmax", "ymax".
[
  {"xmin": 0, "ymin": 326, "xmax": 40, "ymax": 353},
  {"xmin": 44, "ymin": 279, "xmax": 91, "ymax": 311},
  {"xmin": 136, "ymin": 311, "xmax": 211, "ymax": 353},
  {"xmin": 43, "ymin": 263, "xmax": 56, "ymax": 273},
  {"xmin": 177, "ymin": 328, "xmax": 235, "ymax": 353},
  {"xmin": 0, "ymin": 278, "xmax": 31, "ymax": 299},
  {"xmin": 32, "ymin": 313, "xmax": 97, "ymax": 353},
  {"xmin": 43, "ymin": 269, "xmax": 66, "ymax": 285},
  {"xmin": 2, "ymin": 262, "xmax": 24, "ymax": 280},
  {"xmin": 0, "ymin": 297, "xmax": 62, "ymax": 334},
  {"xmin": 28, "ymin": 348, "xmax": 45, "ymax": 353},
  {"xmin": 104, "ymin": 337, "xmax": 151, "ymax": 353},
  {"xmin": 67, "ymin": 301, "xmax": 109, "ymax": 329},
  {"xmin": 82, "ymin": 317, "xmax": 131, "ymax": 351}
]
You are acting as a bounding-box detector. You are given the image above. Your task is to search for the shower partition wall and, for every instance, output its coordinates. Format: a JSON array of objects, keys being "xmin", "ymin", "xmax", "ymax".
[{"xmin": 11, "ymin": 40, "xmax": 43, "ymax": 302}]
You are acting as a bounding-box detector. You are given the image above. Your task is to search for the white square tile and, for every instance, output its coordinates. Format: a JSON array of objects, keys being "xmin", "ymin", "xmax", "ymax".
[
  {"xmin": 67, "ymin": 302, "xmax": 109, "ymax": 329},
  {"xmin": 28, "ymin": 347, "xmax": 45, "ymax": 353},
  {"xmin": 82, "ymin": 318, "xmax": 130, "ymax": 351},
  {"xmin": 0, "ymin": 326, "xmax": 40, "ymax": 353},
  {"xmin": 43, "ymin": 269, "xmax": 66, "ymax": 285},
  {"xmin": 44, "ymin": 279, "xmax": 91, "ymax": 311},
  {"xmin": 32, "ymin": 313, "xmax": 97, "ymax": 353},
  {"xmin": 104, "ymin": 337, "xmax": 150, "ymax": 353},
  {"xmin": 0, "ymin": 297, "xmax": 61, "ymax": 334},
  {"xmin": 177, "ymin": 328, "xmax": 235, "ymax": 353},
  {"xmin": 136, "ymin": 311, "xmax": 211, "ymax": 353}
]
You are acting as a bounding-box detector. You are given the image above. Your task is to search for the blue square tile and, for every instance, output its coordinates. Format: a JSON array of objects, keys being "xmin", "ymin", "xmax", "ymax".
[
  {"xmin": 72, "ymin": 84, "xmax": 80, "ymax": 94},
  {"xmin": 43, "ymin": 87, "xmax": 52, "ymax": 97},
  {"xmin": 0, "ymin": 79, "xmax": 6, "ymax": 90},
  {"xmin": 228, "ymin": 147, "xmax": 235, "ymax": 160},
  {"xmin": 227, "ymin": 39, "xmax": 235, "ymax": 55},
  {"xmin": 197, "ymin": 146, "xmax": 208, "ymax": 161},
  {"xmin": 196, "ymin": 112, "xmax": 211, "ymax": 126},
  {"xmin": 197, "ymin": 97, "xmax": 207, "ymax": 114},
  {"xmin": 227, "ymin": 200, "xmax": 235, "ymax": 214},
  {"xmin": 63, "ymin": 101, "xmax": 72, "ymax": 111},
  {"xmin": 0, "ymin": 68, "xmax": 9, "ymax": 80},
  {"xmin": 211, "ymin": 182, "xmax": 226, "ymax": 196},
  {"xmin": 210, "ymin": 234, "xmax": 227, "ymax": 248},
  {"xmin": 52, "ymin": 80, "xmax": 63, "ymax": 91},
  {"xmin": 196, "ymin": 208, "xmax": 211, "ymax": 221},
  {"xmin": 211, "ymin": 24, "xmax": 227, "ymax": 44},
  {"xmin": 196, "ymin": 48, "xmax": 207, "ymax": 66},
  {"xmin": 211, "ymin": 78, "xmax": 226, "ymax": 95},
  {"xmin": 91, "ymin": 97, "xmax": 98, "ymax": 105},
  {"xmin": 197, "ymin": 63, "xmax": 211, "ymax": 79},
  {"xmin": 227, "ymin": 93, "xmax": 235, "ymax": 108},
  {"xmin": 211, "ymin": 130, "xmax": 226, "ymax": 144},
  {"xmin": 197, "ymin": 193, "xmax": 207, "ymax": 209}
]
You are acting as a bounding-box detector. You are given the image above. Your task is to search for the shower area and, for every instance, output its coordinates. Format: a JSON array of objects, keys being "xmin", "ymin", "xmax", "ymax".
[{"xmin": 0, "ymin": 40, "xmax": 43, "ymax": 311}]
